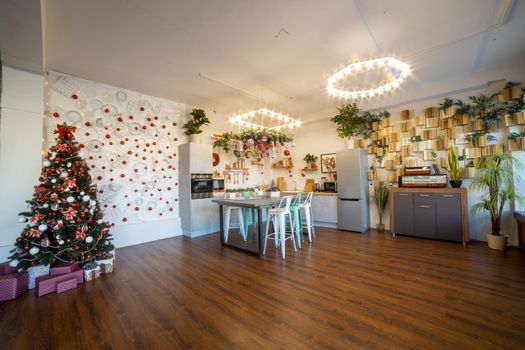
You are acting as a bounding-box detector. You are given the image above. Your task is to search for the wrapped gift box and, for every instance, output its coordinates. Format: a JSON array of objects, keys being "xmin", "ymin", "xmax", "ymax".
[
  {"xmin": 0, "ymin": 261, "xmax": 19, "ymax": 275},
  {"xmin": 95, "ymin": 259, "xmax": 114, "ymax": 274},
  {"xmin": 0, "ymin": 272, "xmax": 29, "ymax": 301},
  {"xmin": 27, "ymin": 265, "xmax": 50, "ymax": 289},
  {"xmin": 56, "ymin": 278, "xmax": 78, "ymax": 294},
  {"xmin": 36, "ymin": 269, "xmax": 83, "ymax": 297},
  {"xmin": 83, "ymin": 266, "xmax": 101, "ymax": 282},
  {"xmin": 50, "ymin": 263, "xmax": 79, "ymax": 276}
]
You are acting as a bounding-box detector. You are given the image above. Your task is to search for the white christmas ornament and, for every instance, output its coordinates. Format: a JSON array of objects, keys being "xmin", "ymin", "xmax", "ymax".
[
  {"xmin": 66, "ymin": 196, "xmax": 75, "ymax": 203},
  {"xmin": 51, "ymin": 179, "xmax": 57, "ymax": 184},
  {"xmin": 43, "ymin": 160, "xmax": 51, "ymax": 167},
  {"xmin": 18, "ymin": 216, "xmax": 27, "ymax": 223},
  {"xmin": 82, "ymin": 195, "xmax": 90, "ymax": 202},
  {"xmin": 90, "ymin": 200, "xmax": 97, "ymax": 207},
  {"xmin": 42, "ymin": 203, "xmax": 49, "ymax": 208},
  {"xmin": 85, "ymin": 236, "xmax": 93, "ymax": 243},
  {"xmin": 60, "ymin": 172, "xmax": 68, "ymax": 178},
  {"xmin": 58, "ymin": 240, "xmax": 64, "ymax": 245},
  {"xmin": 38, "ymin": 224, "xmax": 48, "ymax": 232},
  {"xmin": 29, "ymin": 247, "xmax": 40, "ymax": 255},
  {"xmin": 67, "ymin": 162, "xmax": 72, "ymax": 168},
  {"xmin": 9, "ymin": 259, "xmax": 19, "ymax": 267},
  {"xmin": 80, "ymin": 191, "xmax": 85, "ymax": 196}
]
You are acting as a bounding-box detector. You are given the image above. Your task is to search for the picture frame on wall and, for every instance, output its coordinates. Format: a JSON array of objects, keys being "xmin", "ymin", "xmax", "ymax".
[{"xmin": 320, "ymin": 153, "xmax": 336, "ymax": 173}]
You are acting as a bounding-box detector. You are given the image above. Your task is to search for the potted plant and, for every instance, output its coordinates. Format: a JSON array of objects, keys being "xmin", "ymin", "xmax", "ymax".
[
  {"xmin": 266, "ymin": 180, "xmax": 281, "ymax": 198},
  {"xmin": 184, "ymin": 108, "xmax": 210, "ymax": 143},
  {"xmin": 303, "ymin": 153, "xmax": 318, "ymax": 169},
  {"xmin": 373, "ymin": 181, "xmax": 392, "ymax": 233},
  {"xmin": 330, "ymin": 103, "xmax": 363, "ymax": 148},
  {"xmin": 447, "ymin": 146, "xmax": 464, "ymax": 188},
  {"xmin": 470, "ymin": 152, "xmax": 523, "ymax": 250}
]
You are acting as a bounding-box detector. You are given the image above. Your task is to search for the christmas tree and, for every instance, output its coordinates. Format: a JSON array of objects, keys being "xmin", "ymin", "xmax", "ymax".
[{"xmin": 9, "ymin": 124, "xmax": 114, "ymax": 270}]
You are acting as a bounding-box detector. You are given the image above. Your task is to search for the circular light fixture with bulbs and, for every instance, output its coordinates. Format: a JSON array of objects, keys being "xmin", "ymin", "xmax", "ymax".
[
  {"xmin": 229, "ymin": 108, "xmax": 301, "ymax": 131},
  {"xmin": 327, "ymin": 57, "xmax": 411, "ymax": 99}
]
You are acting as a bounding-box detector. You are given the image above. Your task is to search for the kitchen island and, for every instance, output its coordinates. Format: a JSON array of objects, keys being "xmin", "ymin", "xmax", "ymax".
[{"xmin": 212, "ymin": 196, "xmax": 281, "ymax": 255}]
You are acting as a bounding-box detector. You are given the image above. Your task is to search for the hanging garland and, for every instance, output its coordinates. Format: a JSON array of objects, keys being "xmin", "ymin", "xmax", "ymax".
[{"xmin": 213, "ymin": 128, "xmax": 294, "ymax": 159}]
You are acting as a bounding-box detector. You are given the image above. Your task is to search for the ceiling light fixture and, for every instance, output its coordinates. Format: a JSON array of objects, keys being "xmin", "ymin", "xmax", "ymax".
[
  {"xmin": 327, "ymin": 57, "xmax": 411, "ymax": 99},
  {"xmin": 229, "ymin": 108, "xmax": 301, "ymax": 131}
]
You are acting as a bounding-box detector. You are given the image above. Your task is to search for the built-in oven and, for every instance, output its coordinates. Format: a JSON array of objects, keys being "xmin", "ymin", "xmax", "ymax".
[
  {"xmin": 191, "ymin": 173, "xmax": 213, "ymax": 199},
  {"xmin": 213, "ymin": 178, "xmax": 225, "ymax": 192}
]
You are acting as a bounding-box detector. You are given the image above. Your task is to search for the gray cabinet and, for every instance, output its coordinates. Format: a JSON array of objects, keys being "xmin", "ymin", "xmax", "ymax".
[
  {"xmin": 390, "ymin": 189, "xmax": 468, "ymax": 243},
  {"xmin": 393, "ymin": 193, "xmax": 414, "ymax": 235},
  {"xmin": 436, "ymin": 193, "xmax": 462, "ymax": 241},
  {"xmin": 414, "ymin": 203, "xmax": 436, "ymax": 238}
]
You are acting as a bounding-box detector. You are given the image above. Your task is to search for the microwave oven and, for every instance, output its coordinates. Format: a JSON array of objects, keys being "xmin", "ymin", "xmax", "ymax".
[{"xmin": 323, "ymin": 181, "xmax": 337, "ymax": 192}]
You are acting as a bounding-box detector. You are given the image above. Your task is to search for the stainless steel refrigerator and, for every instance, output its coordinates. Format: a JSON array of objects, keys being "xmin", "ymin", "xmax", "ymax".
[{"xmin": 336, "ymin": 149, "xmax": 370, "ymax": 232}]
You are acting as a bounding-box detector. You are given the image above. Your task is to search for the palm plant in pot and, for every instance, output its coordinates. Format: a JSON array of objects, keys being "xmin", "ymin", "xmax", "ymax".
[
  {"xmin": 447, "ymin": 145, "xmax": 464, "ymax": 188},
  {"xmin": 373, "ymin": 181, "xmax": 392, "ymax": 233},
  {"xmin": 184, "ymin": 108, "xmax": 210, "ymax": 143},
  {"xmin": 470, "ymin": 152, "xmax": 523, "ymax": 250}
]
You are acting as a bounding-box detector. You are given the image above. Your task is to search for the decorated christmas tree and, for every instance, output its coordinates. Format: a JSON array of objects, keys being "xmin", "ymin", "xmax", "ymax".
[{"xmin": 9, "ymin": 124, "xmax": 114, "ymax": 270}]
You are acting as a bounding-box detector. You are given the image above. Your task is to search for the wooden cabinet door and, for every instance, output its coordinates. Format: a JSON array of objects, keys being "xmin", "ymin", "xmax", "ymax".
[
  {"xmin": 436, "ymin": 193, "xmax": 462, "ymax": 242},
  {"xmin": 414, "ymin": 203, "xmax": 437, "ymax": 239},
  {"xmin": 394, "ymin": 192, "xmax": 414, "ymax": 235}
]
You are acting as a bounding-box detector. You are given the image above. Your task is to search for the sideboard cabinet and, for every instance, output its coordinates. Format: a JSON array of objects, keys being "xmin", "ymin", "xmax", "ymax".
[{"xmin": 389, "ymin": 188, "xmax": 469, "ymax": 244}]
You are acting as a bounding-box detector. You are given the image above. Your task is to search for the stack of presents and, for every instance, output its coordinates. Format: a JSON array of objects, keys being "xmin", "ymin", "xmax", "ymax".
[{"xmin": 0, "ymin": 256, "xmax": 114, "ymax": 301}]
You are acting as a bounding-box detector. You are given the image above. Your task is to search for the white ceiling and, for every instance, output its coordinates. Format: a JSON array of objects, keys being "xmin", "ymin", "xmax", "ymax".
[
  {"xmin": 0, "ymin": 0, "xmax": 42, "ymax": 73},
  {"xmin": 5, "ymin": 1, "xmax": 525, "ymax": 128}
]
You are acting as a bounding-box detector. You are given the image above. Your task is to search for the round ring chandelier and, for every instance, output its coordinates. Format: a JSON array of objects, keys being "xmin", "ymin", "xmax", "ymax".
[
  {"xmin": 327, "ymin": 57, "xmax": 411, "ymax": 99},
  {"xmin": 229, "ymin": 108, "xmax": 301, "ymax": 130}
]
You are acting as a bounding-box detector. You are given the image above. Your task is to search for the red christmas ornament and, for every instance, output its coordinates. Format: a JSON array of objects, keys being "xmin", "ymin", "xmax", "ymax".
[
  {"xmin": 284, "ymin": 150, "xmax": 291, "ymax": 156},
  {"xmin": 71, "ymin": 94, "xmax": 78, "ymax": 100},
  {"xmin": 52, "ymin": 112, "xmax": 60, "ymax": 118}
]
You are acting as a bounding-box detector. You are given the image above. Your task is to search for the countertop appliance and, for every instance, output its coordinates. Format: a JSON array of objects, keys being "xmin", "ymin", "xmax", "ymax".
[
  {"xmin": 191, "ymin": 173, "xmax": 213, "ymax": 199},
  {"xmin": 323, "ymin": 181, "xmax": 337, "ymax": 192},
  {"xmin": 335, "ymin": 149, "xmax": 369, "ymax": 233}
]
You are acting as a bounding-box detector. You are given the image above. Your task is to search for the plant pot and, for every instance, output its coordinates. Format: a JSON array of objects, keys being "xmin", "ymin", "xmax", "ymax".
[
  {"xmin": 189, "ymin": 134, "xmax": 202, "ymax": 143},
  {"xmin": 449, "ymin": 180, "xmax": 462, "ymax": 188},
  {"xmin": 345, "ymin": 139, "xmax": 355, "ymax": 149},
  {"xmin": 376, "ymin": 222, "xmax": 385, "ymax": 233},
  {"xmin": 486, "ymin": 233, "xmax": 507, "ymax": 251}
]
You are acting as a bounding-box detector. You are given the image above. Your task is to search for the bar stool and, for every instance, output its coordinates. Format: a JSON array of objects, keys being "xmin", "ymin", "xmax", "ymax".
[
  {"xmin": 243, "ymin": 208, "xmax": 258, "ymax": 237},
  {"xmin": 299, "ymin": 192, "xmax": 315, "ymax": 242},
  {"xmin": 263, "ymin": 195, "xmax": 296, "ymax": 259},
  {"xmin": 288, "ymin": 194, "xmax": 304, "ymax": 248},
  {"xmin": 224, "ymin": 193, "xmax": 246, "ymax": 242}
]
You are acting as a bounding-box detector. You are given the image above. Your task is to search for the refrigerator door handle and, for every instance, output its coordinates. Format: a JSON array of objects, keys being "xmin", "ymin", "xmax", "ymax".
[{"xmin": 338, "ymin": 198, "xmax": 360, "ymax": 201}]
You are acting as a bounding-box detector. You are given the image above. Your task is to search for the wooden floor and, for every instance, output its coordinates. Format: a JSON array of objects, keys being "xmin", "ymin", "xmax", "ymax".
[{"xmin": 1, "ymin": 229, "xmax": 525, "ymax": 350}]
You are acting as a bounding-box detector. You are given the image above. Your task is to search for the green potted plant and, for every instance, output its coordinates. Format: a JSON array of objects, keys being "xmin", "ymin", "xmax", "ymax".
[
  {"xmin": 184, "ymin": 108, "xmax": 210, "ymax": 143},
  {"xmin": 330, "ymin": 103, "xmax": 363, "ymax": 148},
  {"xmin": 373, "ymin": 181, "xmax": 392, "ymax": 233},
  {"xmin": 303, "ymin": 153, "xmax": 318, "ymax": 169},
  {"xmin": 470, "ymin": 152, "xmax": 523, "ymax": 250},
  {"xmin": 447, "ymin": 145, "xmax": 464, "ymax": 188}
]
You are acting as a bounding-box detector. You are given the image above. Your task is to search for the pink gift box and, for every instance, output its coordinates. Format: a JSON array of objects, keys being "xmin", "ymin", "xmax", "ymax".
[
  {"xmin": 56, "ymin": 278, "xmax": 78, "ymax": 294},
  {"xmin": 0, "ymin": 272, "xmax": 28, "ymax": 301},
  {"xmin": 50, "ymin": 263, "xmax": 79, "ymax": 275},
  {"xmin": 36, "ymin": 269, "xmax": 84, "ymax": 297},
  {"xmin": 0, "ymin": 262, "xmax": 19, "ymax": 275}
]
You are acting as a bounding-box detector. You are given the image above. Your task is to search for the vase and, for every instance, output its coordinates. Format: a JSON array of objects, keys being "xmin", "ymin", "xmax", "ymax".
[
  {"xmin": 486, "ymin": 233, "xmax": 507, "ymax": 250},
  {"xmin": 376, "ymin": 222, "xmax": 385, "ymax": 233},
  {"xmin": 190, "ymin": 134, "xmax": 202, "ymax": 143},
  {"xmin": 449, "ymin": 180, "xmax": 462, "ymax": 188}
]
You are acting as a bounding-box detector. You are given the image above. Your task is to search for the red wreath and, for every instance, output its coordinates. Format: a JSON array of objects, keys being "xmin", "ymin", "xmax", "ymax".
[{"xmin": 212, "ymin": 153, "xmax": 220, "ymax": 167}]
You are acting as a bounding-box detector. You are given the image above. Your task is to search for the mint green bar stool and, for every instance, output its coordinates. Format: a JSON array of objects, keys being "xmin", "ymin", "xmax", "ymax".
[
  {"xmin": 288, "ymin": 194, "xmax": 304, "ymax": 248},
  {"xmin": 242, "ymin": 208, "xmax": 258, "ymax": 237}
]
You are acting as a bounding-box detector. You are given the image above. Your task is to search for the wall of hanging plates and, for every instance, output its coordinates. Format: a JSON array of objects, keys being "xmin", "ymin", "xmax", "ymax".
[{"xmin": 44, "ymin": 71, "xmax": 185, "ymax": 225}]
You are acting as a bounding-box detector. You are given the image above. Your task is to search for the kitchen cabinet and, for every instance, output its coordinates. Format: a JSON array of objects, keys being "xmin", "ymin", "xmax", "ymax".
[
  {"xmin": 311, "ymin": 193, "xmax": 337, "ymax": 227},
  {"xmin": 390, "ymin": 188, "xmax": 468, "ymax": 244}
]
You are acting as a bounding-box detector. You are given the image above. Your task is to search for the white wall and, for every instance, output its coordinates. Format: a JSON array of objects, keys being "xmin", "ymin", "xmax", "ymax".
[
  {"xmin": 0, "ymin": 66, "xmax": 44, "ymax": 261},
  {"xmin": 45, "ymin": 71, "xmax": 186, "ymax": 248}
]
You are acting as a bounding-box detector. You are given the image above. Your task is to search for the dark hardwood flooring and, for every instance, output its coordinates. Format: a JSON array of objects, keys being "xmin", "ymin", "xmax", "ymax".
[{"xmin": 1, "ymin": 229, "xmax": 525, "ymax": 349}]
